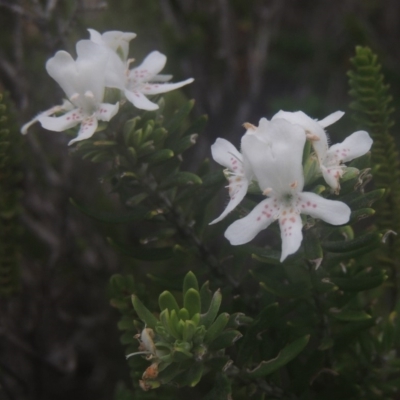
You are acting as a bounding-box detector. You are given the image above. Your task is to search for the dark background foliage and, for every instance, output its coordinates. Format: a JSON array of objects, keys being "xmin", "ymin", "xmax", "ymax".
[{"xmin": 1, "ymin": 1, "xmax": 400, "ymax": 399}]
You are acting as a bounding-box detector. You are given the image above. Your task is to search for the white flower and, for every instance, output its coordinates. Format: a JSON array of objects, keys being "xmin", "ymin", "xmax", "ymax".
[
  {"xmin": 272, "ymin": 110, "xmax": 372, "ymax": 192},
  {"xmin": 37, "ymin": 40, "xmax": 119, "ymax": 145},
  {"xmin": 20, "ymin": 100, "xmax": 74, "ymax": 135},
  {"xmin": 88, "ymin": 28, "xmax": 136, "ymax": 61},
  {"xmin": 109, "ymin": 50, "xmax": 194, "ymax": 111},
  {"xmin": 209, "ymin": 138, "xmax": 252, "ymax": 224},
  {"xmin": 224, "ymin": 118, "xmax": 351, "ymax": 262}
]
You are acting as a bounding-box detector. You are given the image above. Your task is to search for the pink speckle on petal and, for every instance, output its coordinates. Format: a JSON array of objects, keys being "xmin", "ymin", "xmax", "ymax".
[
  {"xmin": 312, "ymin": 204, "xmax": 317, "ymax": 208},
  {"xmin": 290, "ymin": 217, "xmax": 296, "ymax": 223}
]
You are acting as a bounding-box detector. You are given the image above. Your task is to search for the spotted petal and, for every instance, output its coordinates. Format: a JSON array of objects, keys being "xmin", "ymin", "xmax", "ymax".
[
  {"xmin": 128, "ymin": 51, "xmax": 167, "ymax": 84},
  {"xmin": 68, "ymin": 116, "xmax": 98, "ymax": 145},
  {"xmin": 21, "ymin": 100, "xmax": 74, "ymax": 134},
  {"xmin": 96, "ymin": 102, "xmax": 120, "ymax": 122},
  {"xmin": 279, "ymin": 210, "xmax": 303, "ymax": 262},
  {"xmin": 325, "ymin": 130, "xmax": 372, "ymax": 164},
  {"xmin": 38, "ymin": 108, "xmax": 84, "ymax": 132},
  {"xmin": 140, "ymin": 78, "xmax": 194, "ymax": 95},
  {"xmin": 224, "ymin": 198, "xmax": 278, "ymax": 245},
  {"xmin": 211, "ymin": 138, "xmax": 243, "ymax": 170},
  {"xmin": 298, "ymin": 192, "xmax": 350, "ymax": 225},
  {"xmin": 124, "ymin": 89, "xmax": 159, "ymax": 110}
]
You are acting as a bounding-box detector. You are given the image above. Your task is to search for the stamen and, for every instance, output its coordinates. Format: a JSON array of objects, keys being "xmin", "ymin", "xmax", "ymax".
[
  {"xmin": 70, "ymin": 93, "xmax": 80, "ymax": 101},
  {"xmin": 84, "ymin": 91, "xmax": 95, "ymax": 98},
  {"xmin": 305, "ymin": 131, "xmax": 320, "ymax": 141},
  {"xmin": 243, "ymin": 122, "xmax": 256, "ymax": 131},
  {"xmin": 125, "ymin": 351, "xmax": 152, "ymax": 359},
  {"xmin": 263, "ymin": 188, "xmax": 272, "ymax": 196},
  {"xmin": 290, "ymin": 181, "xmax": 298, "ymax": 189}
]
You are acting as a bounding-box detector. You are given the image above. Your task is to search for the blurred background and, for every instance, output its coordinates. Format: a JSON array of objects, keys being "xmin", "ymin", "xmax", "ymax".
[{"xmin": 1, "ymin": 0, "xmax": 400, "ymax": 399}]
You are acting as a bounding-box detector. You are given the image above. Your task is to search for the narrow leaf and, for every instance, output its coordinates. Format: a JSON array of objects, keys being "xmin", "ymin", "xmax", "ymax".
[
  {"xmin": 131, "ymin": 295, "xmax": 158, "ymax": 330},
  {"xmin": 247, "ymin": 335, "xmax": 310, "ymax": 378}
]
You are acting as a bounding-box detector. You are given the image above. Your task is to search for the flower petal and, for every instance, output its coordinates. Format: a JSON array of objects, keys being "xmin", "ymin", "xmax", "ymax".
[
  {"xmin": 320, "ymin": 166, "xmax": 344, "ymax": 191},
  {"xmin": 318, "ymin": 111, "xmax": 345, "ymax": 128},
  {"xmin": 299, "ymin": 192, "xmax": 350, "ymax": 225},
  {"xmin": 224, "ymin": 198, "xmax": 278, "ymax": 245},
  {"xmin": 38, "ymin": 108, "xmax": 83, "ymax": 132},
  {"xmin": 96, "ymin": 102, "xmax": 120, "ymax": 122},
  {"xmin": 272, "ymin": 110, "xmax": 329, "ymax": 163},
  {"xmin": 211, "ymin": 138, "xmax": 243, "ymax": 170},
  {"xmin": 279, "ymin": 210, "xmax": 303, "ymax": 262},
  {"xmin": 21, "ymin": 100, "xmax": 74, "ymax": 134},
  {"xmin": 129, "ymin": 51, "xmax": 167, "ymax": 84},
  {"xmin": 68, "ymin": 116, "xmax": 98, "ymax": 145},
  {"xmin": 209, "ymin": 178, "xmax": 248, "ymax": 224},
  {"xmin": 46, "ymin": 50, "xmax": 79, "ymax": 99},
  {"xmin": 140, "ymin": 78, "xmax": 194, "ymax": 95},
  {"xmin": 149, "ymin": 74, "xmax": 173, "ymax": 82},
  {"xmin": 124, "ymin": 89, "xmax": 159, "ymax": 110},
  {"xmin": 241, "ymin": 118, "xmax": 305, "ymax": 194},
  {"xmin": 75, "ymin": 40, "xmax": 110, "ymax": 101},
  {"xmin": 325, "ymin": 130, "xmax": 372, "ymax": 164}
]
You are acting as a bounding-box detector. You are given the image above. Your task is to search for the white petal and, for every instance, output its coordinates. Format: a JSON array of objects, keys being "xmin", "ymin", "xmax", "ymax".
[
  {"xmin": 75, "ymin": 40, "xmax": 109, "ymax": 101},
  {"xmin": 20, "ymin": 100, "xmax": 74, "ymax": 134},
  {"xmin": 128, "ymin": 51, "xmax": 167, "ymax": 84},
  {"xmin": 211, "ymin": 138, "xmax": 243, "ymax": 170},
  {"xmin": 210, "ymin": 179, "xmax": 248, "ymax": 224},
  {"xmin": 299, "ymin": 192, "xmax": 350, "ymax": 225},
  {"xmin": 224, "ymin": 198, "xmax": 278, "ymax": 245},
  {"xmin": 318, "ymin": 111, "xmax": 345, "ymax": 128},
  {"xmin": 124, "ymin": 89, "xmax": 159, "ymax": 110},
  {"xmin": 140, "ymin": 78, "xmax": 194, "ymax": 95},
  {"xmin": 96, "ymin": 102, "xmax": 120, "ymax": 122},
  {"xmin": 241, "ymin": 118, "xmax": 305, "ymax": 194},
  {"xmin": 320, "ymin": 165, "xmax": 344, "ymax": 191},
  {"xmin": 272, "ymin": 110, "xmax": 329, "ymax": 163},
  {"xmin": 325, "ymin": 130, "xmax": 372, "ymax": 164},
  {"xmin": 38, "ymin": 108, "xmax": 83, "ymax": 132},
  {"xmin": 279, "ymin": 210, "xmax": 303, "ymax": 261},
  {"xmin": 149, "ymin": 74, "xmax": 173, "ymax": 82},
  {"xmin": 68, "ymin": 116, "xmax": 98, "ymax": 145},
  {"xmin": 87, "ymin": 28, "xmax": 103, "ymax": 43},
  {"xmin": 46, "ymin": 50, "xmax": 79, "ymax": 99},
  {"xmin": 102, "ymin": 30, "xmax": 136, "ymax": 60}
]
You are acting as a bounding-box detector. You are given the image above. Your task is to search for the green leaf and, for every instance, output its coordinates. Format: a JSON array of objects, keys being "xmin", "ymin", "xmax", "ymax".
[
  {"xmin": 143, "ymin": 148, "xmax": 174, "ymax": 165},
  {"xmin": 237, "ymin": 303, "xmax": 279, "ymax": 365},
  {"xmin": 183, "ymin": 114, "xmax": 208, "ymax": 137},
  {"xmin": 182, "ymin": 320, "xmax": 197, "ymax": 342},
  {"xmin": 159, "ymin": 291, "xmax": 180, "ymax": 313},
  {"xmin": 246, "ymin": 335, "xmax": 310, "ymax": 378},
  {"xmin": 322, "ymin": 232, "xmax": 382, "ymax": 253},
  {"xmin": 107, "ymin": 238, "xmax": 174, "ymax": 261},
  {"xmin": 208, "ymin": 330, "xmax": 243, "ymax": 351},
  {"xmin": 170, "ymin": 134, "xmax": 198, "ymax": 154},
  {"xmin": 329, "ymin": 308, "xmax": 372, "ymax": 321},
  {"xmin": 165, "ymin": 99, "xmax": 195, "ymax": 139},
  {"xmin": 131, "ymin": 295, "xmax": 158, "ymax": 330},
  {"xmin": 248, "ymin": 246, "xmax": 282, "ymax": 265},
  {"xmin": 349, "ymin": 207, "xmax": 375, "ymax": 223},
  {"xmin": 200, "ymin": 289, "xmax": 222, "ymax": 328},
  {"xmin": 330, "ymin": 271, "xmax": 387, "ymax": 292},
  {"xmin": 204, "ymin": 313, "xmax": 229, "ymax": 343},
  {"xmin": 184, "ymin": 288, "xmax": 201, "ymax": 318},
  {"xmin": 70, "ymin": 198, "xmax": 148, "ymax": 223},
  {"xmin": 345, "ymin": 188, "xmax": 385, "ymax": 208},
  {"xmin": 160, "ymin": 171, "xmax": 202, "ymax": 189},
  {"xmin": 174, "ymin": 362, "xmax": 204, "ymax": 387},
  {"xmin": 260, "ymin": 279, "xmax": 311, "ymax": 299},
  {"xmin": 183, "ymin": 271, "xmax": 199, "ymax": 294}
]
